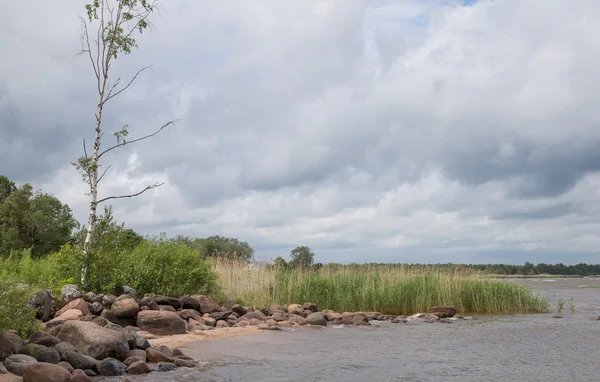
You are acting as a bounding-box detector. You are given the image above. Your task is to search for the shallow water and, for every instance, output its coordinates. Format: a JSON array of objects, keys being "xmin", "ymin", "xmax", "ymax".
[{"xmin": 102, "ymin": 277, "xmax": 600, "ymax": 382}]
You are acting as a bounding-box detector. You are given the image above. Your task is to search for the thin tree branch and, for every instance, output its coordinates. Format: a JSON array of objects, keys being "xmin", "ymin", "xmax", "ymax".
[
  {"xmin": 104, "ymin": 66, "xmax": 152, "ymax": 103},
  {"xmin": 98, "ymin": 120, "xmax": 179, "ymax": 159},
  {"xmin": 96, "ymin": 182, "xmax": 164, "ymax": 205},
  {"xmin": 97, "ymin": 165, "xmax": 112, "ymax": 184},
  {"xmin": 76, "ymin": 17, "xmax": 100, "ymax": 83}
]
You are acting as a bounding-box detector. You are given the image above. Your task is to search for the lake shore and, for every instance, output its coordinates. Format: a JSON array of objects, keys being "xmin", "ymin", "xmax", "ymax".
[{"xmin": 147, "ymin": 326, "xmax": 262, "ymax": 349}]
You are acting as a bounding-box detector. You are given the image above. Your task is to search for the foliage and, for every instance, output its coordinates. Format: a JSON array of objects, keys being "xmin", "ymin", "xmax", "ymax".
[
  {"xmin": 0, "ymin": 275, "xmax": 40, "ymax": 338},
  {"xmin": 0, "ymin": 180, "xmax": 79, "ymax": 259},
  {"xmin": 289, "ymin": 245, "xmax": 315, "ymax": 269},
  {"xmin": 74, "ymin": 206, "xmax": 144, "ymax": 251},
  {"xmin": 0, "ymin": 175, "xmax": 16, "ymax": 204},
  {"xmin": 119, "ymin": 238, "xmax": 218, "ymax": 296},
  {"xmin": 0, "ymin": 239, "xmax": 218, "ymax": 298},
  {"xmin": 171, "ymin": 234, "xmax": 255, "ymax": 262},
  {"xmin": 213, "ymin": 261, "xmax": 549, "ymax": 315}
]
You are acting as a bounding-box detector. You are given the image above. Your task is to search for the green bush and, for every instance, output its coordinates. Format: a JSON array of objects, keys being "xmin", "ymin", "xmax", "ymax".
[
  {"xmin": 0, "ymin": 239, "xmax": 220, "ymax": 298},
  {"xmin": 120, "ymin": 239, "xmax": 218, "ymax": 296},
  {"xmin": 0, "ymin": 276, "xmax": 40, "ymax": 337}
]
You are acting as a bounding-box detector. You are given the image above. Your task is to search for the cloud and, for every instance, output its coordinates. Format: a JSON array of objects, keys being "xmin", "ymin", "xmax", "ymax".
[{"xmin": 1, "ymin": 0, "xmax": 600, "ymax": 264}]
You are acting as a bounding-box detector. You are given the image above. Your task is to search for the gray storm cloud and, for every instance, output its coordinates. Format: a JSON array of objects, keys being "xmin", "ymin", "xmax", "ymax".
[{"xmin": 1, "ymin": 0, "xmax": 599, "ymax": 264}]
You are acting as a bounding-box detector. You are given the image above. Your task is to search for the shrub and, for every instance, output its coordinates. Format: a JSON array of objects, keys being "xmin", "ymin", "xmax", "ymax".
[
  {"xmin": 0, "ymin": 276, "xmax": 40, "ymax": 337},
  {"xmin": 120, "ymin": 238, "xmax": 218, "ymax": 296}
]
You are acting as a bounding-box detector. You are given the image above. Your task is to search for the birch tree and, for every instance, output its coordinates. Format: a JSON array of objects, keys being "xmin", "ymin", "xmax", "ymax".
[{"xmin": 73, "ymin": 0, "xmax": 175, "ymax": 287}]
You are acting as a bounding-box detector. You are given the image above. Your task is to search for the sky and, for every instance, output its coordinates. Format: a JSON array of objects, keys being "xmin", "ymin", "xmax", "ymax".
[{"xmin": 1, "ymin": 0, "xmax": 599, "ymax": 265}]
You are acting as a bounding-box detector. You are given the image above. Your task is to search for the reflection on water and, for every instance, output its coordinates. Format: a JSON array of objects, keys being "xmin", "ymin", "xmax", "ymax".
[{"xmin": 101, "ymin": 277, "xmax": 600, "ymax": 382}]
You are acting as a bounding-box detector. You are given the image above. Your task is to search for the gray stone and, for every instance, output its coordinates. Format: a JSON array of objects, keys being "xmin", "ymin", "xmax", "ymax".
[
  {"xmin": 89, "ymin": 302, "xmax": 104, "ymax": 315},
  {"xmin": 97, "ymin": 357, "xmax": 125, "ymax": 376},
  {"xmin": 56, "ymin": 321, "xmax": 129, "ymax": 360},
  {"xmin": 30, "ymin": 290, "xmax": 54, "ymax": 322},
  {"xmin": 61, "ymin": 351, "xmax": 98, "ymax": 370},
  {"xmin": 4, "ymin": 354, "xmax": 38, "ymax": 376},
  {"xmin": 60, "ymin": 284, "xmax": 82, "ymax": 303}
]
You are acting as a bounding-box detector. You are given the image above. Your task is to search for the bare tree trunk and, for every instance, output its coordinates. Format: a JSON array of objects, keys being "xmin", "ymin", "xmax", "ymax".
[{"xmin": 82, "ymin": 73, "xmax": 107, "ymax": 287}]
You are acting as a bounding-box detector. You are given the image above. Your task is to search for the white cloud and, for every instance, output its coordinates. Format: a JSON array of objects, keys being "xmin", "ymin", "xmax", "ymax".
[{"xmin": 2, "ymin": 0, "xmax": 600, "ymax": 264}]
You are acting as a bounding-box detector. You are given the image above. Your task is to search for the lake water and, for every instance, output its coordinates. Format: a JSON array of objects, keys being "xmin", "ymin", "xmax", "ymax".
[{"xmin": 105, "ymin": 277, "xmax": 600, "ymax": 382}]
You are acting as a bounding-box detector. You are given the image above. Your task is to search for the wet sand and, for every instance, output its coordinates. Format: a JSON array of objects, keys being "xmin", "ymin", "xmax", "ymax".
[{"xmin": 147, "ymin": 326, "xmax": 262, "ymax": 349}]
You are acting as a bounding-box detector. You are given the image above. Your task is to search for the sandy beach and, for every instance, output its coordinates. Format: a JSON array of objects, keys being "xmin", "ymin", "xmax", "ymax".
[{"xmin": 147, "ymin": 326, "xmax": 262, "ymax": 349}]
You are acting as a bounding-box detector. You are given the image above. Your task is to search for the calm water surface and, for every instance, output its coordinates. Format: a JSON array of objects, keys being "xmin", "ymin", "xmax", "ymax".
[{"xmin": 103, "ymin": 278, "xmax": 600, "ymax": 382}]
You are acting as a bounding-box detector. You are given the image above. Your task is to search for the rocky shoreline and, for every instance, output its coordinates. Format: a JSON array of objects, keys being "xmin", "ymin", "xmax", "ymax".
[{"xmin": 1, "ymin": 284, "xmax": 468, "ymax": 381}]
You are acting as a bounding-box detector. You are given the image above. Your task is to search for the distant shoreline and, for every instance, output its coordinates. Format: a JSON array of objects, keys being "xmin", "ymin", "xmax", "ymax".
[{"xmin": 484, "ymin": 274, "xmax": 588, "ymax": 279}]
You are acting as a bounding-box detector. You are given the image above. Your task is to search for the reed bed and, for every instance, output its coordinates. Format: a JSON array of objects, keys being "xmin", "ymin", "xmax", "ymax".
[{"xmin": 212, "ymin": 261, "xmax": 549, "ymax": 315}]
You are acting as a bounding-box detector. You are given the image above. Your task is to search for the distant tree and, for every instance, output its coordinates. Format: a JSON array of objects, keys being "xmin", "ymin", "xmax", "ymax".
[
  {"xmin": 0, "ymin": 175, "xmax": 16, "ymax": 205},
  {"xmin": 273, "ymin": 256, "xmax": 288, "ymax": 269},
  {"xmin": 0, "ymin": 183, "xmax": 79, "ymax": 258},
  {"xmin": 289, "ymin": 246, "xmax": 315, "ymax": 269},
  {"xmin": 196, "ymin": 235, "xmax": 255, "ymax": 262}
]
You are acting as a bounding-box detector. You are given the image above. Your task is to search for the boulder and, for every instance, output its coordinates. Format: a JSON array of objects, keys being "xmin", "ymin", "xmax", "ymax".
[
  {"xmin": 178, "ymin": 309, "xmax": 204, "ymax": 322},
  {"xmin": 305, "ymin": 312, "xmax": 327, "ymax": 326},
  {"xmin": 145, "ymin": 348, "xmax": 173, "ymax": 363},
  {"xmin": 104, "ymin": 324, "xmax": 136, "ymax": 350},
  {"xmin": 287, "ymin": 304, "xmax": 304, "ymax": 316},
  {"xmin": 125, "ymin": 329, "xmax": 150, "ymax": 351},
  {"xmin": 191, "ymin": 295, "xmax": 220, "ymax": 314},
  {"xmin": 56, "ymin": 362, "xmax": 74, "ymax": 373},
  {"xmin": 111, "ymin": 296, "xmax": 140, "ymax": 318},
  {"xmin": 22, "ymin": 362, "xmax": 71, "ymax": 382},
  {"xmin": 270, "ymin": 312, "xmax": 287, "ymax": 322},
  {"xmin": 60, "ymin": 285, "xmax": 82, "ymax": 303},
  {"xmin": 303, "ymin": 303, "xmax": 319, "ymax": 313},
  {"xmin": 155, "ymin": 345, "xmax": 173, "ymax": 358},
  {"xmin": 231, "ymin": 304, "xmax": 247, "ymax": 316},
  {"xmin": 147, "ymin": 295, "xmax": 181, "ymax": 310},
  {"xmin": 48, "ymin": 309, "xmax": 83, "ymax": 324},
  {"xmin": 158, "ymin": 305, "xmax": 177, "ymax": 312},
  {"xmin": 101, "ymin": 295, "xmax": 117, "ymax": 308},
  {"xmin": 136, "ymin": 311, "xmax": 187, "ymax": 336},
  {"xmin": 216, "ymin": 320, "xmax": 229, "ymax": 328},
  {"xmin": 30, "ymin": 290, "xmax": 54, "ymax": 322},
  {"xmin": 179, "ymin": 296, "xmax": 199, "ymax": 311},
  {"xmin": 0, "ymin": 334, "xmax": 17, "ymax": 361},
  {"xmin": 154, "ymin": 363, "xmax": 176, "ymax": 372},
  {"xmin": 260, "ymin": 307, "xmax": 273, "ymax": 317},
  {"xmin": 68, "ymin": 369, "xmax": 92, "ymax": 382},
  {"xmin": 4, "ymin": 354, "xmax": 38, "ymax": 376},
  {"xmin": 56, "ymin": 299, "xmax": 90, "ymax": 317},
  {"xmin": 60, "ymin": 352, "xmax": 97, "ymax": 371},
  {"xmin": 99, "ymin": 309, "xmax": 119, "ymax": 324},
  {"xmin": 140, "ymin": 297, "xmax": 159, "ymax": 311},
  {"xmin": 82, "ymin": 293, "xmax": 100, "ymax": 304},
  {"xmin": 126, "ymin": 361, "xmax": 151, "ymax": 375},
  {"xmin": 96, "ymin": 358, "xmax": 125, "ymax": 376},
  {"xmin": 114, "ymin": 286, "xmax": 139, "ymax": 300},
  {"xmin": 429, "ymin": 306, "xmax": 457, "ymax": 318},
  {"xmin": 287, "ymin": 315, "xmax": 306, "ymax": 325},
  {"xmin": 57, "ymin": 321, "xmax": 129, "ymax": 361},
  {"xmin": 28, "ymin": 332, "xmax": 61, "ymax": 348},
  {"xmin": 128, "ymin": 349, "xmax": 147, "ymax": 361},
  {"xmin": 241, "ymin": 311, "xmax": 264, "ymax": 321},
  {"xmin": 209, "ymin": 311, "xmax": 232, "ymax": 321},
  {"xmin": 391, "ymin": 316, "xmax": 408, "ymax": 323},
  {"xmin": 0, "ymin": 362, "xmax": 7, "ymax": 374},
  {"xmin": 88, "ymin": 303, "xmax": 103, "ymax": 316},
  {"xmin": 18, "ymin": 344, "xmax": 60, "ymax": 364},
  {"xmin": 203, "ymin": 317, "xmax": 216, "ymax": 327}
]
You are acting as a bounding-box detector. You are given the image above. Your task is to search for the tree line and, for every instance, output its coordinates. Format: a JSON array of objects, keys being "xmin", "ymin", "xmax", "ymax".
[{"xmin": 3, "ymin": 173, "xmax": 600, "ymax": 275}]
